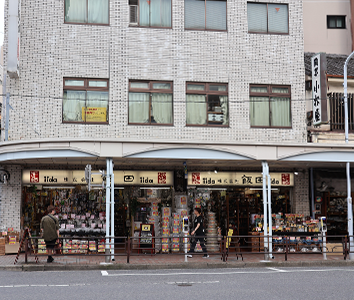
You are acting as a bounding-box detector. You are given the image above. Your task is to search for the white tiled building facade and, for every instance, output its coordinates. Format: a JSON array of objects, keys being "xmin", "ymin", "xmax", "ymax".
[{"xmin": 0, "ymin": 0, "xmax": 313, "ymax": 231}]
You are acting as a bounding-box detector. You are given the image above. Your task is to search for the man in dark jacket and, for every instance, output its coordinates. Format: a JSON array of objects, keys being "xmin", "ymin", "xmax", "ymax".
[
  {"xmin": 187, "ymin": 207, "xmax": 209, "ymax": 258},
  {"xmin": 40, "ymin": 205, "xmax": 59, "ymax": 263}
]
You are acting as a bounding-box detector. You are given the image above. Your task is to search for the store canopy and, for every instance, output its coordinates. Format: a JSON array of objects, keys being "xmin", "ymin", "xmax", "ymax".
[
  {"xmin": 281, "ymin": 151, "xmax": 354, "ymax": 163},
  {"xmin": 126, "ymin": 148, "xmax": 254, "ymax": 160}
]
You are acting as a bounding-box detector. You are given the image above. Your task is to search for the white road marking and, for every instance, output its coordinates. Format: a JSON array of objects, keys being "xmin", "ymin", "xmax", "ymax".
[
  {"xmin": 0, "ymin": 284, "xmax": 89, "ymax": 288},
  {"xmin": 101, "ymin": 268, "xmax": 354, "ymax": 277},
  {"xmin": 267, "ymin": 267, "xmax": 288, "ymax": 272}
]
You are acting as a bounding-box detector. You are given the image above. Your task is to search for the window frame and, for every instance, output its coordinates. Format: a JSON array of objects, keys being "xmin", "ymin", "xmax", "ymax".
[
  {"xmin": 128, "ymin": 80, "xmax": 174, "ymax": 126},
  {"xmin": 63, "ymin": 78, "xmax": 109, "ymax": 125},
  {"xmin": 247, "ymin": 2, "xmax": 289, "ymax": 35},
  {"xmin": 128, "ymin": 0, "xmax": 173, "ymax": 29},
  {"xmin": 184, "ymin": 0, "xmax": 228, "ymax": 32},
  {"xmin": 249, "ymin": 84, "xmax": 292, "ymax": 129},
  {"xmin": 64, "ymin": 0, "xmax": 110, "ymax": 26},
  {"xmin": 186, "ymin": 82, "xmax": 229, "ymax": 127},
  {"xmin": 327, "ymin": 15, "xmax": 346, "ymax": 29}
]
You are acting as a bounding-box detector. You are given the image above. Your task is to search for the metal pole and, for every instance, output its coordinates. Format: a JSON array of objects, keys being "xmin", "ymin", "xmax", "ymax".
[
  {"xmin": 110, "ymin": 159, "xmax": 115, "ymax": 261},
  {"xmin": 5, "ymin": 93, "xmax": 9, "ymax": 141},
  {"xmin": 105, "ymin": 158, "xmax": 111, "ymax": 263},
  {"xmin": 310, "ymin": 168, "xmax": 315, "ymax": 219},
  {"xmin": 344, "ymin": 51, "xmax": 354, "ymax": 260},
  {"xmin": 2, "ymin": 71, "xmax": 6, "ymax": 142},
  {"xmin": 267, "ymin": 164, "xmax": 273, "ymax": 259},
  {"xmin": 262, "ymin": 161, "xmax": 268, "ymax": 260},
  {"xmin": 346, "ymin": 162, "xmax": 354, "ymax": 260}
]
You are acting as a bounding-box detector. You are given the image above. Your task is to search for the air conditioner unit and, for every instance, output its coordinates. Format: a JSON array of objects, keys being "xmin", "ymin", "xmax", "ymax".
[{"xmin": 129, "ymin": 5, "xmax": 138, "ymax": 25}]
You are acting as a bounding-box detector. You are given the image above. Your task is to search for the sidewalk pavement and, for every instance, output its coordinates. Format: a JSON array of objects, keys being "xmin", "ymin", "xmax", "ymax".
[{"xmin": 1, "ymin": 251, "xmax": 354, "ymax": 271}]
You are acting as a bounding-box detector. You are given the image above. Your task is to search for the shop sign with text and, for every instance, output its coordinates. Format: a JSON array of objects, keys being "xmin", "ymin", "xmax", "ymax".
[
  {"xmin": 187, "ymin": 172, "xmax": 294, "ymax": 187},
  {"xmin": 23, "ymin": 170, "xmax": 173, "ymax": 186}
]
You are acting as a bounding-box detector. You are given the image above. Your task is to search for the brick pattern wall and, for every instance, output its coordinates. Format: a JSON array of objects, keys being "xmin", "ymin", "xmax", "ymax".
[
  {"xmin": 0, "ymin": 165, "xmax": 22, "ymax": 231},
  {"xmin": 293, "ymin": 170, "xmax": 310, "ymax": 215},
  {"xmin": 3, "ymin": 0, "xmax": 306, "ymax": 144}
]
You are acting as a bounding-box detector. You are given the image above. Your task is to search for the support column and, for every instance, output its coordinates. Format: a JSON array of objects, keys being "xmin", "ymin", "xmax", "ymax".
[
  {"xmin": 105, "ymin": 158, "xmax": 111, "ymax": 263},
  {"xmin": 262, "ymin": 161, "xmax": 268, "ymax": 260}
]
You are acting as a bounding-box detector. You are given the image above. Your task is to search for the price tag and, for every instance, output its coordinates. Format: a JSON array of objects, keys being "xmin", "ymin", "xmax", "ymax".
[
  {"xmin": 63, "ymin": 214, "xmax": 68, "ymax": 220},
  {"xmin": 81, "ymin": 224, "xmax": 86, "ymax": 228},
  {"xmin": 76, "ymin": 215, "xmax": 81, "ymax": 220},
  {"xmin": 99, "ymin": 216, "xmax": 104, "ymax": 221},
  {"xmin": 61, "ymin": 224, "xmax": 65, "ymax": 229},
  {"xmin": 81, "ymin": 215, "xmax": 86, "ymax": 220},
  {"xmin": 91, "ymin": 223, "xmax": 96, "ymax": 228},
  {"xmin": 86, "ymin": 213, "xmax": 90, "ymax": 218},
  {"xmin": 71, "ymin": 214, "xmax": 75, "ymax": 219},
  {"xmin": 98, "ymin": 224, "xmax": 102, "ymax": 228},
  {"xmin": 90, "ymin": 215, "xmax": 95, "ymax": 219}
]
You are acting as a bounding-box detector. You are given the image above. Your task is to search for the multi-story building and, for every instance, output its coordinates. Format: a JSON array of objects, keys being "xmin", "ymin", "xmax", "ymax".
[{"xmin": 1, "ymin": 0, "xmax": 352, "ymax": 247}]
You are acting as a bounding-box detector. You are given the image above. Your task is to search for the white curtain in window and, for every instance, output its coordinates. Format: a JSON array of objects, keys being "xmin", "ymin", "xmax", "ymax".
[
  {"xmin": 129, "ymin": 92, "xmax": 150, "ymax": 123},
  {"xmin": 185, "ymin": 0, "xmax": 205, "ymax": 29},
  {"xmin": 151, "ymin": 93, "xmax": 173, "ymax": 124},
  {"xmin": 151, "ymin": 0, "xmax": 171, "ymax": 27},
  {"xmin": 63, "ymin": 90, "xmax": 86, "ymax": 122},
  {"xmin": 220, "ymin": 95, "xmax": 228, "ymax": 125},
  {"xmin": 86, "ymin": 91, "xmax": 109, "ymax": 122},
  {"xmin": 268, "ymin": 4, "xmax": 288, "ymax": 33},
  {"xmin": 65, "ymin": 0, "xmax": 87, "ymax": 23},
  {"xmin": 270, "ymin": 97, "xmax": 291, "ymax": 127},
  {"xmin": 250, "ymin": 96, "xmax": 270, "ymax": 126},
  {"xmin": 247, "ymin": 3, "xmax": 267, "ymax": 32},
  {"xmin": 139, "ymin": 0, "xmax": 150, "ymax": 26},
  {"xmin": 88, "ymin": 0, "xmax": 109, "ymax": 24},
  {"xmin": 206, "ymin": 0, "xmax": 226, "ymax": 30},
  {"xmin": 186, "ymin": 94, "xmax": 207, "ymax": 125}
]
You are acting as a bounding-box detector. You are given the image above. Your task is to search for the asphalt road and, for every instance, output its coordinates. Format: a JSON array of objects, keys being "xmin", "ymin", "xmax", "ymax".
[{"xmin": 0, "ymin": 267, "xmax": 353, "ymax": 300}]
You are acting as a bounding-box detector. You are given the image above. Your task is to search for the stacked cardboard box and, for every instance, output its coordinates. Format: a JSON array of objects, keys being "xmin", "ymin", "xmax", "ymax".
[{"xmin": 0, "ymin": 238, "xmax": 5, "ymax": 256}]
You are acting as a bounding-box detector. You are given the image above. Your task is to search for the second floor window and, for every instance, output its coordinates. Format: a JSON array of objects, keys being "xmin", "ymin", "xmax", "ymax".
[
  {"xmin": 63, "ymin": 78, "xmax": 109, "ymax": 124},
  {"xmin": 250, "ymin": 84, "xmax": 291, "ymax": 128},
  {"xmin": 327, "ymin": 16, "xmax": 346, "ymax": 29},
  {"xmin": 185, "ymin": 0, "xmax": 227, "ymax": 31},
  {"xmin": 247, "ymin": 2, "xmax": 288, "ymax": 34},
  {"xmin": 186, "ymin": 82, "xmax": 228, "ymax": 126},
  {"xmin": 129, "ymin": 0, "xmax": 172, "ymax": 27},
  {"xmin": 129, "ymin": 81, "xmax": 173, "ymax": 125},
  {"xmin": 65, "ymin": 0, "xmax": 109, "ymax": 25}
]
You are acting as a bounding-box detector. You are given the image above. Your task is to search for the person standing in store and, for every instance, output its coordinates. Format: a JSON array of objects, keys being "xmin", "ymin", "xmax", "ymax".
[
  {"xmin": 40, "ymin": 205, "xmax": 59, "ymax": 263},
  {"xmin": 187, "ymin": 207, "xmax": 209, "ymax": 258}
]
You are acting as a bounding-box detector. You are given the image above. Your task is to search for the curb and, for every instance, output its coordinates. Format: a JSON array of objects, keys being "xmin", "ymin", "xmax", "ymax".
[{"xmin": 3, "ymin": 259, "xmax": 354, "ymax": 272}]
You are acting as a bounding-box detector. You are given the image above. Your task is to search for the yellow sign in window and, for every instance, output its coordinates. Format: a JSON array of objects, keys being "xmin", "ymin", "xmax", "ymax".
[{"xmin": 82, "ymin": 107, "xmax": 107, "ymax": 122}]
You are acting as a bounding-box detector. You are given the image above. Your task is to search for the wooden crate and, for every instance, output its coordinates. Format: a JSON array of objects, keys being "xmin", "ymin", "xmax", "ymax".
[{"xmin": 0, "ymin": 238, "xmax": 5, "ymax": 256}]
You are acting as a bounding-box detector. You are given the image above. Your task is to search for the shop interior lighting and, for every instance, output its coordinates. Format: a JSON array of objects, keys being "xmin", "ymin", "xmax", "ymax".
[
  {"xmin": 214, "ymin": 168, "xmax": 218, "ymax": 174},
  {"xmin": 114, "ymin": 187, "xmax": 124, "ymax": 189},
  {"xmin": 140, "ymin": 187, "xmax": 171, "ymax": 190},
  {"xmin": 294, "ymin": 172, "xmax": 299, "ymax": 175},
  {"xmin": 43, "ymin": 186, "xmax": 76, "ymax": 189},
  {"xmin": 249, "ymin": 188, "xmax": 279, "ymax": 191},
  {"xmin": 207, "ymin": 188, "xmax": 227, "ymax": 191}
]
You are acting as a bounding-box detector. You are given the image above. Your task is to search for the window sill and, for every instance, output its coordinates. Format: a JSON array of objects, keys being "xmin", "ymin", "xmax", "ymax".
[
  {"xmin": 250, "ymin": 126, "xmax": 292, "ymax": 129},
  {"xmin": 129, "ymin": 25, "xmax": 172, "ymax": 29},
  {"xmin": 64, "ymin": 22, "xmax": 109, "ymax": 26},
  {"xmin": 185, "ymin": 28, "xmax": 227, "ymax": 32},
  {"xmin": 128, "ymin": 123, "xmax": 174, "ymax": 126},
  {"xmin": 62, "ymin": 121, "xmax": 109, "ymax": 125},
  {"xmin": 186, "ymin": 124, "xmax": 229, "ymax": 128},
  {"xmin": 248, "ymin": 31, "xmax": 289, "ymax": 35}
]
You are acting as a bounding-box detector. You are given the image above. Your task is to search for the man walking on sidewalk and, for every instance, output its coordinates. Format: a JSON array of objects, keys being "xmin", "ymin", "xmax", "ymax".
[
  {"xmin": 187, "ymin": 207, "xmax": 209, "ymax": 258},
  {"xmin": 40, "ymin": 205, "xmax": 59, "ymax": 263}
]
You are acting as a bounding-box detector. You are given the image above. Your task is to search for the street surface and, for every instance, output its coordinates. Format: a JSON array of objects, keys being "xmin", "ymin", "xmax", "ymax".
[{"xmin": 0, "ymin": 267, "xmax": 353, "ymax": 300}]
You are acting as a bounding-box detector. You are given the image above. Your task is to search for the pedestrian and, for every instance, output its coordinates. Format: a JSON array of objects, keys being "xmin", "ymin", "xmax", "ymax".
[
  {"xmin": 187, "ymin": 207, "xmax": 209, "ymax": 258},
  {"xmin": 40, "ymin": 205, "xmax": 59, "ymax": 263}
]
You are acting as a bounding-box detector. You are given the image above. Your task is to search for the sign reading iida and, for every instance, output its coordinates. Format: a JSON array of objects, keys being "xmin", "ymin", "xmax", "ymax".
[
  {"xmin": 23, "ymin": 170, "xmax": 173, "ymax": 186},
  {"xmin": 187, "ymin": 172, "xmax": 294, "ymax": 187}
]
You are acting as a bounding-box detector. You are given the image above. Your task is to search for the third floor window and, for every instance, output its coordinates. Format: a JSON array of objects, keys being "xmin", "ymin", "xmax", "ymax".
[
  {"xmin": 185, "ymin": 0, "xmax": 227, "ymax": 31},
  {"xmin": 64, "ymin": 0, "xmax": 109, "ymax": 25},
  {"xmin": 129, "ymin": 0, "xmax": 172, "ymax": 28}
]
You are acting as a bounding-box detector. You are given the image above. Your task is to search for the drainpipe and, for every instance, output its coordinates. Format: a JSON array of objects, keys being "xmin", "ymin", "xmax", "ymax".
[
  {"xmin": 267, "ymin": 164, "xmax": 273, "ymax": 259},
  {"xmin": 110, "ymin": 159, "xmax": 115, "ymax": 261},
  {"xmin": 105, "ymin": 158, "xmax": 111, "ymax": 263},
  {"xmin": 262, "ymin": 161, "xmax": 268, "ymax": 260},
  {"xmin": 344, "ymin": 52, "xmax": 354, "ymax": 260}
]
